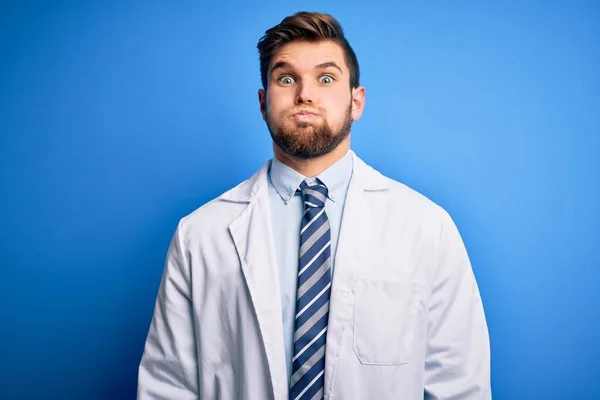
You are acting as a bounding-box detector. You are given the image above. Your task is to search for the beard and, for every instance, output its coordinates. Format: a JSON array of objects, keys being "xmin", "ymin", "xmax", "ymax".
[{"xmin": 266, "ymin": 103, "xmax": 353, "ymax": 159}]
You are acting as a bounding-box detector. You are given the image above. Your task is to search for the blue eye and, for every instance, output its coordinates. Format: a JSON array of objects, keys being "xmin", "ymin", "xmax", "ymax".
[
  {"xmin": 319, "ymin": 75, "xmax": 334, "ymax": 84},
  {"xmin": 279, "ymin": 76, "xmax": 295, "ymax": 84}
]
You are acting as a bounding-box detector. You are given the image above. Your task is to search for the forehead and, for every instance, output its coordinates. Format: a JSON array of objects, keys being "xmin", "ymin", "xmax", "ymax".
[{"xmin": 270, "ymin": 40, "xmax": 347, "ymax": 72}]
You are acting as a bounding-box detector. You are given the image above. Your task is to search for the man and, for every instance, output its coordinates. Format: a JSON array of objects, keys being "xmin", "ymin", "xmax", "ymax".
[{"xmin": 138, "ymin": 11, "xmax": 491, "ymax": 400}]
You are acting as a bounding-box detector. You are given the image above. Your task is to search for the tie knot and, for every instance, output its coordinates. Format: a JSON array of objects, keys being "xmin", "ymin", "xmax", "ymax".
[{"xmin": 298, "ymin": 180, "xmax": 328, "ymax": 209}]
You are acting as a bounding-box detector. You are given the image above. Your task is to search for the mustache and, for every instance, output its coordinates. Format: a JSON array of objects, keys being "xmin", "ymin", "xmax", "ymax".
[{"xmin": 286, "ymin": 107, "xmax": 324, "ymax": 116}]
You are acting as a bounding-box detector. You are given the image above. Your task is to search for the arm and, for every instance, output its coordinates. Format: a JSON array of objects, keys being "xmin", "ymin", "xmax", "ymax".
[
  {"xmin": 424, "ymin": 211, "xmax": 491, "ymax": 399},
  {"xmin": 137, "ymin": 222, "xmax": 199, "ymax": 399}
]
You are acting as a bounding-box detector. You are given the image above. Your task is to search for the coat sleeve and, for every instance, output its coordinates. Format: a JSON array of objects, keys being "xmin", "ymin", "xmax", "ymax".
[
  {"xmin": 423, "ymin": 211, "xmax": 491, "ymax": 399},
  {"xmin": 137, "ymin": 222, "xmax": 199, "ymax": 399}
]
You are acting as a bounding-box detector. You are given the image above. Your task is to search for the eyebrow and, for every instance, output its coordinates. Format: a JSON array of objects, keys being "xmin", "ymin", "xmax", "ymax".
[
  {"xmin": 315, "ymin": 62, "xmax": 343, "ymax": 74},
  {"xmin": 270, "ymin": 61, "xmax": 344, "ymax": 75}
]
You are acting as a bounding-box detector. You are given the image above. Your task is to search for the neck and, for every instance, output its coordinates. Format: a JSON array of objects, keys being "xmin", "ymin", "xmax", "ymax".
[{"xmin": 273, "ymin": 137, "xmax": 351, "ymax": 178}]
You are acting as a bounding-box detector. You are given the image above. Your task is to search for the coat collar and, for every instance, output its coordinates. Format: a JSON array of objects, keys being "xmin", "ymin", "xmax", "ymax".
[{"xmin": 220, "ymin": 150, "xmax": 389, "ymax": 204}]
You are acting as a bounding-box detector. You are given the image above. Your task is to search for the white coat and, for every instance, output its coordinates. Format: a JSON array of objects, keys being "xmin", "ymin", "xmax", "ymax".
[{"xmin": 137, "ymin": 150, "xmax": 491, "ymax": 399}]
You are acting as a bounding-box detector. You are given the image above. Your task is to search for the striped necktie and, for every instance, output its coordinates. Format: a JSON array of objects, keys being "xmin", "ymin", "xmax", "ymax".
[{"xmin": 290, "ymin": 180, "xmax": 331, "ymax": 400}]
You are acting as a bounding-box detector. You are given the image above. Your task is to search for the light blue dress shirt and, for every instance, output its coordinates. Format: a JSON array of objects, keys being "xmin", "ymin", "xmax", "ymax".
[{"xmin": 267, "ymin": 150, "xmax": 354, "ymax": 383}]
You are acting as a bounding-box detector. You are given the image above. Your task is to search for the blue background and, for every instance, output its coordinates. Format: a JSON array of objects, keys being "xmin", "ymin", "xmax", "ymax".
[{"xmin": 1, "ymin": 1, "xmax": 598, "ymax": 399}]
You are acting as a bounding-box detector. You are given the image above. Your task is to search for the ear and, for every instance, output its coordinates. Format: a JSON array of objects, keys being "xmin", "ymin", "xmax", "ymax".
[
  {"xmin": 351, "ymin": 86, "xmax": 366, "ymax": 121},
  {"xmin": 258, "ymin": 88, "xmax": 267, "ymax": 121}
]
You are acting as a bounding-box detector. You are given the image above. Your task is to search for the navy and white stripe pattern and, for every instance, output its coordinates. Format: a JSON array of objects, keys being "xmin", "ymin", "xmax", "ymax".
[{"xmin": 290, "ymin": 180, "xmax": 331, "ymax": 400}]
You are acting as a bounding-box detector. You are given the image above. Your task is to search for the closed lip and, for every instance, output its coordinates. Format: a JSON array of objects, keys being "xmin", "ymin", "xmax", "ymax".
[{"xmin": 291, "ymin": 110, "xmax": 320, "ymax": 117}]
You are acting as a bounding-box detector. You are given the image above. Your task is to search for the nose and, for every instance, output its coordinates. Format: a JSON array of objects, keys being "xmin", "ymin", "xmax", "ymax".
[{"xmin": 295, "ymin": 80, "xmax": 314, "ymax": 104}]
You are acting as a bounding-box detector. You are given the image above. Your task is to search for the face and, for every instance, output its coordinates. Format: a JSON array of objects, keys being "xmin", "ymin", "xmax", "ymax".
[{"xmin": 259, "ymin": 40, "xmax": 365, "ymax": 159}]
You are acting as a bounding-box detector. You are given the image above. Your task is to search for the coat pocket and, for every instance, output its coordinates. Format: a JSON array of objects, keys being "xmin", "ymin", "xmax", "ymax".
[{"xmin": 353, "ymin": 278, "xmax": 421, "ymax": 365}]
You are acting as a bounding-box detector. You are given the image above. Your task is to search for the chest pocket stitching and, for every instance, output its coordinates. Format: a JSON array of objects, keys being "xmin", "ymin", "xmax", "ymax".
[{"xmin": 353, "ymin": 278, "xmax": 422, "ymax": 365}]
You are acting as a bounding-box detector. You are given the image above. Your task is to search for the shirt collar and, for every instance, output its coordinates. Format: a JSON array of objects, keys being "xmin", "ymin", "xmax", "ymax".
[{"xmin": 268, "ymin": 150, "xmax": 353, "ymax": 205}]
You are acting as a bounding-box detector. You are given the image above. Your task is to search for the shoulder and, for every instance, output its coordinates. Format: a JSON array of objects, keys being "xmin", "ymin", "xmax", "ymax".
[
  {"xmin": 387, "ymin": 177, "xmax": 447, "ymax": 218},
  {"xmin": 175, "ymin": 160, "xmax": 271, "ymax": 242},
  {"xmin": 354, "ymin": 154, "xmax": 453, "ymax": 236}
]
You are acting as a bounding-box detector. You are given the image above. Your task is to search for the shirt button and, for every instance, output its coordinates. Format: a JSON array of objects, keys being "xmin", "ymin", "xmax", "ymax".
[{"xmin": 285, "ymin": 195, "xmax": 291, "ymax": 201}]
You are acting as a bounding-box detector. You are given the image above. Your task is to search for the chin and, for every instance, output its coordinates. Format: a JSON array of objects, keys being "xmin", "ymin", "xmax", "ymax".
[{"xmin": 292, "ymin": 121, "xmax": 321, "ymax": 132}]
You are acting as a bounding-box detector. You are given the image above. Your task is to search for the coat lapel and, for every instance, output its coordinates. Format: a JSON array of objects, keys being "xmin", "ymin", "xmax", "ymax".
[
  {"xmin": 324, "ymin": 151, "xmax": 390, "ymax": 398},
  {"xmin": 227, "ymin": 161, "xmax": 288, "ymax": 400}
]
